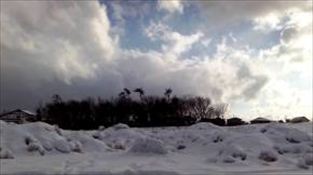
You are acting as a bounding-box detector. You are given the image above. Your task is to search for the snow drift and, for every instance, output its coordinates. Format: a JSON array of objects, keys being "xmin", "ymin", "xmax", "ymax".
[{"xmin": 0, "ymin": 120, "xmax": 312, "ymax": 174}]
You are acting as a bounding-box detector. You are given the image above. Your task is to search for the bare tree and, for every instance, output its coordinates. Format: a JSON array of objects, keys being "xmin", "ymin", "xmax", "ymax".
[
  {"xmin": 213, "ymin": 103, "xmax": 229, "ymax": 119},
  {"xmin": 134, "ymin": 88, "xmax": 145, "ymax": 99},
  {"xmin": 164, "ymin": 88, "xmax": 172, "ymax": 100},
  {"xmin": 118, "ymin": 92, "xmax": 125, "ymax": 98},
  {"xmin": 187, "ymin": 97, "xmax": 212, "ymax": 120},
  {"xmin": 123, "ymin": 88, "xmax": 131, "ymax": 96}
]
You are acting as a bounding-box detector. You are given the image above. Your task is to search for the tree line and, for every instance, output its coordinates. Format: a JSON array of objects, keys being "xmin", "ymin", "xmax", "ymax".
[{"xmin": 36, "ymin": 88, "xmax": 229, "ymax": 130}]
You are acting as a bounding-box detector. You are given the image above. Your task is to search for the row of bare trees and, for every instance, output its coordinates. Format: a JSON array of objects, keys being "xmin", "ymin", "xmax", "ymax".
[{"xmin": 36, "ymin": 88, "xmax": 228, "ymax": 129}]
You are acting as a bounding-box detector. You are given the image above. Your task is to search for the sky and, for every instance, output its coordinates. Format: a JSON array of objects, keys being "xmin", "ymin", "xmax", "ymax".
[{"xmin": 0, "ymin": 0, "xmax": 312, "ymax": 120}]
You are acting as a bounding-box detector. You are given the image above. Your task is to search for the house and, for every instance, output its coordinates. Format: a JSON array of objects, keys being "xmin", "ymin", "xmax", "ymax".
[
  {"xmin": 0, "ymin": 109, "xmax": 37, "ymax": 124},
  {"xmin": 290, "ymin": 116, "xmax": 310, "ymax": 123},
  {"xmin": 198, "ymin": 118, "xmax": 226, "ymax": 126},
  {"xmin": 227, "ymin": 117, "xmax": 246, "ymax": 126},
  {"xmin": 250, "ymin": 117, "xmax": 272, "ymax": 124}
]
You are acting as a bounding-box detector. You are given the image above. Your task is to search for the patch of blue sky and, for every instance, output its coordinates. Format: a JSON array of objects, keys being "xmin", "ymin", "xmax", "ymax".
[
  {"xmin": 165, "ymin": 3, "xmax": 203, "ymax": 35},
  {"xmin": 120, "ymin": 18, "xmax": 162, "ymax": 52},
  {"xmin": 102, "ymin": 0, "xmax": 162, "ymax": 52},
  {"xmin": 180, "ymin": 38, "xmax": 218, "ymax": 60},
  {"xmin": 102, "ymin": 0, "xmax": 281, "ymax": 56},
  {"xmin": 217, "ymin": 20, "xmax": 281, "ymax": 50},
  {"xmin": 239, "ymin": 29, "xmax": 282, "ymax": 50}
]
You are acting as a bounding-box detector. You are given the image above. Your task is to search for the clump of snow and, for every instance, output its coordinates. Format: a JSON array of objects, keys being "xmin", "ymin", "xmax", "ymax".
[
  {"xmin": 128, "ymin": 137, "xmax": 168, "ymax": 155},
  {"xmin": 69, "ymin": 141, "xmax": 83, "ymax": 153},
  {"xmin": 297, "ymin": 158, "xmax": 310, "ymax": 169},
  {"xmin": 25, "ymin": 135, "xmax": 45, "ymax": 155},
  {"xmin": 217, "ymin": 144, "xmax": 247, "ymax": 163},
  {"xmin": 274, "ymin": 144, "xmax": 312, "ymax": 154},
  {"xmin": 304, "ymin": 154, "xmax": 313, "ymax": 166},
  {"xmin": 107, "ymin": 141, "xmax": 127, "ymax": 150},
  {"xmin": 176, "ymin": 145, "xmax": 186, "ymax": 150},
  {"xmin": 0, "ymin": 147, "xmax": 14, "ymax": 159},
  {"xmin": 111, "ymin": 123, "xmax": 129, "ymax": 130},
  {"xmin": 98, "ymin": 125, "xmax": 105, "ymax": 131},
  {"xmin": 258, "ymin": 150, "xmax": 278, "ymax": 162},
  {"xmin": 54, "ymin": 125, "xmax": 63, "ymax": 136},
  {"xmin": 211, "ymin": 131, "xmax": 226, "ymax": 143},
  {"xmin": 54, "ymin": 139, "xmax": 72, "ymax": 153},
  {"xmin": 93, "ymin": 125, "xmax": 144, "ymax": 151},
  {"xmin": 297, "ymin": 153, "xmax": 313, "ymax": 169},
  {"xmin": 222, "ymin": 156, "xmax": 236, "ymax": 163},
  {"xmin": 66, "ymin": 131, "xmax": 109, "ymax": 152}
]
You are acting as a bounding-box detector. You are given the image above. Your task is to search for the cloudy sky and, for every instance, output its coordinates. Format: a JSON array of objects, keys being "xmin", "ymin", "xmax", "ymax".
[{"xmin": 1, "ymin": 0, "xmax": 312, "ymax": 120}]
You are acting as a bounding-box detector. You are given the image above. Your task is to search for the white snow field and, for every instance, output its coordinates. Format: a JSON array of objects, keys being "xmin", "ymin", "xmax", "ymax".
[{"xmin": 0, "ymin": 120, "xmax": 312, "ymax": 175}]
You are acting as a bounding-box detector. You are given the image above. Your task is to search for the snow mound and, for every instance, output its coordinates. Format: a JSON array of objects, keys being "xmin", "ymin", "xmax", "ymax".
[
  {"xmin": 25, "ymin": 135, "xmax": 45, "ymax": 155},
  {"xmin": 0, "ymin": 147, "xmax": 14, "ymax": 159},
  {"xmin": 261, "ymin": 124, "xmax": 312, "ymax": 144},
  {"xmin": 93, "ymin": 125, "xmax": 144, "ymax": 151},
  {"xmin": 216, "ymin": 144, "xmax": 247, "ymax": 163},
  {"xmin": 297, "ymin": 154, "xmax": 313, "ymax": 169},
  {"xmin": 189, "ymin": 122, "xmax": 221, "ymax": 130},
  {"xmin": 0, "ymin": 121, "xmax": 110, "ymax": 157},
  {"xmin": 128, "ymin": 137, "xmax": 168, "ymax": 155},
  {"xmin": 111, "ymin": 123, "xmax": 130, "ymax": 130}
]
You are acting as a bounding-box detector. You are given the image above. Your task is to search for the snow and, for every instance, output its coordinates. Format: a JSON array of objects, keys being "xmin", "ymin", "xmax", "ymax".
[
  {"xmin": 128, "ymin": 137, "xmax": 168, "ymax": 155},
  {"xmin": 20, "ymin": 109, "xmax": 36, "ymax": 116},
  {"xmin": 1, "ymin": 120, "xmax": 312, "ymax": 174},
  {"xmin": 258, "ymin": 150, "xmax": 278, "ymax": 162}
]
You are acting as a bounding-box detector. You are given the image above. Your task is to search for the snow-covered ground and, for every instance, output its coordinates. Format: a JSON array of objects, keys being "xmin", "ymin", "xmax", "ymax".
[{"xmin": 1, "ymin": 120, "xmax": 312, "ymax": 175}]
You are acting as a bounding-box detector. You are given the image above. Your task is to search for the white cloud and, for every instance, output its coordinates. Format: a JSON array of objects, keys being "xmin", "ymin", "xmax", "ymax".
[
  {"xmin": 253, "ymin": 13, "xmax": 282, "ymax": 31},
  {"xmin": 158, "ymin": 0, "xmax": 183, "ymax": 14},
  {"xmin": 1, "ymin": 1, "xmax": 117, "ymax": 84},
  {"xmin": 201, "ymin": 38, "xmax": 212, "ymax": 47},
  {"xmin": 195, "ymin": 0, "xmax": 311, "ymax": 33},
  {"xmin": 247, "ymin": 7, "xmax": 313, "ymax": 119},
  {"xmin": 145, "ymin": 21, "xmax": 203, "ymax": 57}
]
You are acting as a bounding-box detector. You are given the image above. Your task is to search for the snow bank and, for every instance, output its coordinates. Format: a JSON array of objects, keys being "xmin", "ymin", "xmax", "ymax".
[
  {"xmin": 1, "ymin": 120, "xmax": 312, "ymax": 174},
  {"xmin": 0, "ymin": 121, "xmax": 111, "ymax": 157}
]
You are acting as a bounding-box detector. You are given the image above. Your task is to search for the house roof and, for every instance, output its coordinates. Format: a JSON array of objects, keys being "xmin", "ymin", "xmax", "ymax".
[
  {"xmin": 290, "ymin": 116, "xmax": 310, "ymax": 123},
  {"xmin": 0, "ymin": 109, "xmax": 36, "ymax": 117},
  {"xmin": 250, "ymin": 117, "xmax": 272, "ymax": 122},
  {"xmin": 227, "ymin": 117, "xmax": 242, "ymax": 121},
  {"xmin": 19, "ymin": 109, "xmax": 36, "ymax": 116}
]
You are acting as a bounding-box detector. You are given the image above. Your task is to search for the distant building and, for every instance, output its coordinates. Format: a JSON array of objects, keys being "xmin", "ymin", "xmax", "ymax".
[
  {"xmin": 290, "ymin": 116, "xmax": 310, "ymax": 123},
  {"xmin": 0, "ymin": 109, "xmax": 37, "ymax": 124},
  {"xmin": 250, "ymin": 117, "xmax": 272, "ymax": 124},
  {"xmin": 227, "ymin": 117, "xmax": 246, "ymax": 126}
]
